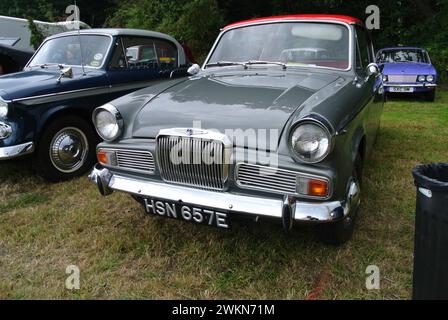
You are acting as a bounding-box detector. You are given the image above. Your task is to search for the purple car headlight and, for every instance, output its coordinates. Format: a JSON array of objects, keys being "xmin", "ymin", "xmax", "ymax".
[{"xmin": 418, "ymin": 75, "xmax": 426, "ymax": 82}]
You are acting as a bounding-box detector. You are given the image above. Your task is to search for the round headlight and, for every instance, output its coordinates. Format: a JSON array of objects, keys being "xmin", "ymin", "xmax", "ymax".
[
  {"xmin": 92, "ymin": 104, "xmax": 123, "ymax": 142},
  {"xmin": 418, "ymin": 75, "xmax": 426, "ymax": 82},
  {"xmin": 382, "ymin": 75, "xmax": 388, "ymax": 82},
  {"xmin": 0, "ymin": 99, "xmax": 8, "ymax": 118},
  {"xmin": 290, "ymin": 121, "xmax": 332, "ymax": 163},
  {"xmin": 426, "ymin": 75, "xmax": 434, "ymax": 82}
]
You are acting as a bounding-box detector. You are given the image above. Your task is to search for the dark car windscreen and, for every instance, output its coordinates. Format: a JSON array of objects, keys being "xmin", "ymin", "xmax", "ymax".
[
  {"xmin": 207, "ymin": 22, "xmax": 350, "ymax": 70},
  {"xmin": 28, "ymin": 35, "xmax": 111, "ymax": 68},
  {"xmin": 376, "ymin": 49, "xmax": 429, "ymax": 63}
]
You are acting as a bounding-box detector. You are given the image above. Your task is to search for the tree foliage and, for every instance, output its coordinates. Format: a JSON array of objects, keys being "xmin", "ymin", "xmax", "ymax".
[
  {"xmin": 105, "ymin": 0, "xmax": 224, "ymax": 62},
  {"xmin": 27, "ymin": 18, "xmax": 47, "ymax": 50}
]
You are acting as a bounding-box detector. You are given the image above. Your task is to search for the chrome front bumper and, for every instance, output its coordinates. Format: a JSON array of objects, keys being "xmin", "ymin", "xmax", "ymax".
[
  {"xmin": 383, "ymin": 83, "xmax": 437, "ymax": 87},
  {"xmin": 0, "ymin": 142, "xmax": 34, "ymax": 160},
  {"xmin": 89, "ymin": 164, "xmax": 360, "ymax": 226}
]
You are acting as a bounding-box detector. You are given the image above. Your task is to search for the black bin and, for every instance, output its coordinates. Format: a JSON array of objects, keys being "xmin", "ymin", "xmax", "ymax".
[{"xmin": 412, "ymin": 163, "xmax": 448, "ymax": 300}]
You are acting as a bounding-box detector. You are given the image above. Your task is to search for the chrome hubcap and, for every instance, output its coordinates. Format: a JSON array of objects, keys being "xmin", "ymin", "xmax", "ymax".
[{"xmin": 50, "ymin": 127, "xmax": 88, "ymax": 173}]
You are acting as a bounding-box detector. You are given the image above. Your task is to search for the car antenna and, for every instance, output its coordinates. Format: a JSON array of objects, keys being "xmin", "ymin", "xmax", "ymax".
[{"xmin": 74, "ymin": 0, "xmax": 86, "ymax": 76}]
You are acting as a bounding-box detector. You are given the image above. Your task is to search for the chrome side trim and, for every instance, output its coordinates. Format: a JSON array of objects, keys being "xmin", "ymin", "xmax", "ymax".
[
  {"xmin": 12, "ymin": 80, "xmax": 159, "ymax": 106},
  {"xmin": 89, "ymin": 165, "xmax": 355, "ymax": 224},
  {"xmin": 0, "ymin": 142, "xmax": 34, "ymax": 160},
  {"xmin": 12, "ymin": 86, "xmax": 110, "ymax": 105}
]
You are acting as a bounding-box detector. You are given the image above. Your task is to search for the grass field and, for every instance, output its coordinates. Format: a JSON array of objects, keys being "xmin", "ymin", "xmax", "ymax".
[{"xmin": 1, "ymin": 90, "xmax": 447, "ymax": 299}]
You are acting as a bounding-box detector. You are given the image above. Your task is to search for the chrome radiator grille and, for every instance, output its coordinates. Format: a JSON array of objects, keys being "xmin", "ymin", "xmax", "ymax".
[
  {"xmin": 388, "ymin": 75, "xmax": 417, "ymax": 83},
  {"xmin": 236, "ymin": 163, "xmax": 297, "ymax": 194},
  {"xmin": 115, "ymin": 149, "xmax": 155, "ymax": 173},
  {"xmin": 156, "ymin": 135, "xmax": 227, "ymax": 190}
]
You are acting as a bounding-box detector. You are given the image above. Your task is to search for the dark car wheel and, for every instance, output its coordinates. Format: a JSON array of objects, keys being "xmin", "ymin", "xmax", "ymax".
[
  {"xmin": 426, "ymin": 89, "xmax": 436, "ymax": 102},
  {"xmin": 318, "ymin": 152, "xmax": 363, "ymax": 245},
  {"xmin": 35, "ymin": 116, "xmax": 98, "ymax": 182}
]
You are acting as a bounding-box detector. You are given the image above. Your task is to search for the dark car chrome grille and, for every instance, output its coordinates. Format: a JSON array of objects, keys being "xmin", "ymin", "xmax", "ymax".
[
  {"xmin": 236, "ymin": 163, "xmax": 297, "ymax": 194},
  {"xmin": 115, "ymin": 149, "xmax": 155, "ymax": 173},
  {"xmin": 156, "ymin": 135, "xmax": 227, "ymax": 191},
  {"xmin": 388, "ymin": 75, "xmax": 417, "ymax": 83}
]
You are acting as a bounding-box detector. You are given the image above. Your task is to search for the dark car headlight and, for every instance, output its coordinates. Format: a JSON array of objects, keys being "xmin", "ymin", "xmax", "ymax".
[
  {"xmin": 92, "ymin": 103, "xmax": 124, "ymax": 142},
  {"xmin": 0, "ymin": 99, "xmax": 8, "ymax": 118},
  {"xmin": 290, "ymin": 120, "xmax": 333, "ymax": 163}
]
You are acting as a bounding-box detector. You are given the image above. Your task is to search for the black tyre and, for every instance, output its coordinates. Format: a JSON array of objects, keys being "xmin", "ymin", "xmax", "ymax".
[
  {"xmin": 426, "ymin": 90, "xmax": 436, "ymax": 102},
  {"xmin": 35, "ymin": 115, "xmax": 98, "ymax": 182},
  {"xmin": 318, "ymin": 153, "xmax": 363, "ymax": 245}
]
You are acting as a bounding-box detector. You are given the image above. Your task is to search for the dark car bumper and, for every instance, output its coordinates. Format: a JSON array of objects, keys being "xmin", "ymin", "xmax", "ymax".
[{"xmin": 89, "ymin": 164, "xmax": 360, "ymax": 226}]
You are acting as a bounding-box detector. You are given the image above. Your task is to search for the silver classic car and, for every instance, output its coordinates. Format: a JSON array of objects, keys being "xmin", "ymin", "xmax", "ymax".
[{"xmin": 89, "ymin": 15, "xmax": 384, "ymax": 244}]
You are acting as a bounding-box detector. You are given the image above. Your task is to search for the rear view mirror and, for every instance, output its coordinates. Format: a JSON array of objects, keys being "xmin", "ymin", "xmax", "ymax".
[
  {"xmin": 187, "ymin": 64, "xmax": 200, "ymax": 75},
  {"xmin": 366, "ymin": 63, "xmax": 380, "ymax": 77},
  {"xmin": 57, "ymin": 66, "xmax": 73, "ymax": 83}
]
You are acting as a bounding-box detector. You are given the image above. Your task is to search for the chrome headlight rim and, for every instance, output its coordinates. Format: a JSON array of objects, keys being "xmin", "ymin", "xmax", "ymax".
[
  {"xmin": 288, "ymin": 118, "xmax": 334, "ymax": 164},
  {"xmin": 418, "ymin": 75, "xmax": 426, "ymax": 82},
  {"xmin": 426, "ymin": 75, "xmax": 434, "ymax": 83},
  {"xmin": 0, "ymin": 98, "xmax": 9, "ymax": 118},
  {"xmin": 92, "ymin": 103, "xmax": 124, "ymax": 142}
]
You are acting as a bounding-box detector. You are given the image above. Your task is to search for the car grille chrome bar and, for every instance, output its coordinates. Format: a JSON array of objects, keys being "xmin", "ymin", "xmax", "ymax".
[
  {"xmin": 157, "ymin": 132, "xmax": 230, "ymax": 191},
  {"xmin": 388, "ymin": 75, "xmax": 418, "ymax": 83},
  {"xmin": 236, "ymin": 163, "xmax": 297, "ymax": 194},
  {"xmin": 115, "ymin": 149, "xmax": 155, "ymax": 173}
]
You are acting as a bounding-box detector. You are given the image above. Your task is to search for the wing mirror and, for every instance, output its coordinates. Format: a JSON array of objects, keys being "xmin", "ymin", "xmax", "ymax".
[
  {"xmin": 57, "ymin": 66, "xmax": 73, "ymax": 83},
  {"xmin": 187, "ymin": 64, "xmax": 201, "ymax": 76},
  {"xmin": 366, "ymin": 63, "xmax": 380, "ymax": 78}
]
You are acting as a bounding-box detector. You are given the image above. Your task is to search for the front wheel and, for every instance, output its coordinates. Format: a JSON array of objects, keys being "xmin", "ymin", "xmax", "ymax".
[
  {"xmin": 317, "ymin": 153, "xmax": 363, "ymax": 245},
  {"xmin": 35, "ymin": 116, "xmax": 98, "ymax": 182}
]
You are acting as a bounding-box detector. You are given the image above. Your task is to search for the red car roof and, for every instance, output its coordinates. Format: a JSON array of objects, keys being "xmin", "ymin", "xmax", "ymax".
[{"xmin": 223, "ymin": 14, "xmax": 363, "ymax": 30}]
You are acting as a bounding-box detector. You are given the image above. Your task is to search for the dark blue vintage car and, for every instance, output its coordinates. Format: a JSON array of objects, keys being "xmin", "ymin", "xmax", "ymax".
[
  {"xmin": 0, "ymin": 28, "xmax": 189, "ymax": 181},
  {"xmin": 376, "ymin": 47, "xmax": 437, "ymax": 101}
]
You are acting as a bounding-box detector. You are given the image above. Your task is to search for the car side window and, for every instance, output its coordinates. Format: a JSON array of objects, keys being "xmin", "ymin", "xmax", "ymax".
[
  {"xmin": 355, "ymin": 26, "xmax": 372, "ymax": 70},
  {"xmin": 153, "ymin": 39, "xmax": 178, "ymax": 70},
  {"xmin": 109, "ymin": 36, "xmax": 177, "ymax": 71}
]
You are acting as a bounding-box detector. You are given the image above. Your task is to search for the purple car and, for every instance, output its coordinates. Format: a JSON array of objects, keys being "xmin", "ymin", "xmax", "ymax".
[{"xmin": 376, "ymin": 47, "xmax": 437, "ymax": 101}]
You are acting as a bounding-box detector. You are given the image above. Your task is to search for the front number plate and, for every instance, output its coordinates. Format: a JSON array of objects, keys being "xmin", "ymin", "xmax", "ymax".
[
  {"xmin": 143, "ymin": 198, "xmax": 230, "ymax": 229},
  {"xmin": 389, "ymin": 86, "xmax": 414, "ymax": 92}
]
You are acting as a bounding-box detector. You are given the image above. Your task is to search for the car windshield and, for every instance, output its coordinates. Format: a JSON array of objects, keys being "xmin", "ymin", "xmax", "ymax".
[
  {"xmin": 376, "ymin": 49, "xmax": 429, "ymax": 63},
  {"xmin": 28, "ymin": 35, "xmax": 111, "ymax": 68},
  {"xmin": 207, "ymin": 22, "xmax": 350, "ymax": 70}
]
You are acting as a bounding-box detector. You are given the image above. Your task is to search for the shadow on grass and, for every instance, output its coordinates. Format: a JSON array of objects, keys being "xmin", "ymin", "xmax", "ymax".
[
  {"xmin": 0, "ymin": 158, "xmax": 35, "ymax": 181},
  {"xmin": 386, "ymin": 92, "xmax": 433, "ymax": 103}
]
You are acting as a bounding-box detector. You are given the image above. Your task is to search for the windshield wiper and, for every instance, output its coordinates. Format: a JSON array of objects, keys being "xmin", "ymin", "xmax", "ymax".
[
  {"xmin": 205, "ymin": 60, "xmax": 287, "ymax": 70},
  {"xmin": 34, "ymin": 63, "xmax": 65, "ymax": 69},
  {"xmin": 244, "ymin": 60, "xmax": 287, "ymax": 70},
  {"xmin": 205, "ymin": 61, "xmax": 248, "ymax": 68}
]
